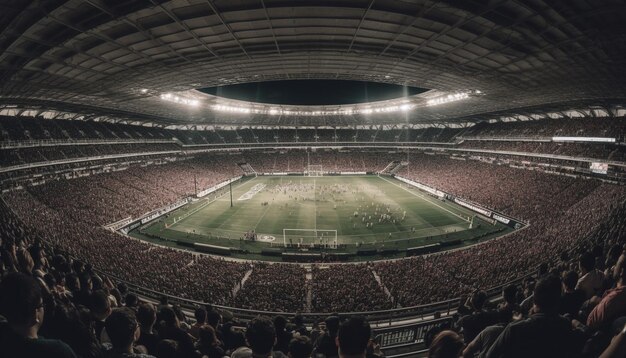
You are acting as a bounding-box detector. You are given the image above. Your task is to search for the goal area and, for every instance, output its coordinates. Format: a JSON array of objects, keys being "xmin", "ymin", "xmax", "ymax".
[
  {"xmin": 307, "ymin": 165, "xmax": 324, "ymax": 177},
  {"xmin": 283, "ymin": 228, "xmax": 338, "ymax": 248}
]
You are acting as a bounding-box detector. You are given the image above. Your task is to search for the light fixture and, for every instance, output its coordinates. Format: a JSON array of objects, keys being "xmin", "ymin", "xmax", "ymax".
[
  {"xmin": 161, "ymin": 93, "xmax": 200, "ymax": 106},
  {"xmin": 426, "ymin": 91, "xmax": 471, "ymax": 106}
]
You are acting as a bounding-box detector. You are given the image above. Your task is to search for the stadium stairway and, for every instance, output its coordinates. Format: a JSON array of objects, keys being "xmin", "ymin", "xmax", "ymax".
[
  {"xmin": 304, "ymin": 265, "xmax": 313, "ymax": 312},
  {"xmin": 371, "ymin": 268, "xmax": 395, "ymax": 304},
  {"xmin": 237, "ymin": 162, "xmax": 257, "ymax": 176},
  {"xmin": 380, "ymin": 160, "xmax": 408, "ymax": 175},
  {"xmin": 380, "ymin": 161, "xmax": 400, "ymax": 174},
  {"xmin": 232, "ymin": 268, "xmax": 254, "ymax": 298}
]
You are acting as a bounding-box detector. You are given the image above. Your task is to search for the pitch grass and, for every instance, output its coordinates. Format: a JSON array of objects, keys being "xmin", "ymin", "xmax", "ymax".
[{"xmin": 137, "ymin": 176, "xmax": 508, "ymax": 255}]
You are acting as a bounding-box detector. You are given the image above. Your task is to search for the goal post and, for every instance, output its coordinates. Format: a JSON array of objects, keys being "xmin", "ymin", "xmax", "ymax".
[
  {"xmin": 283, "ymin": 228, "xmax": 338, "ymax": 248},
  {"xmin": 307, "ymin": 165, "xmax": 324, "ymax": 177}
]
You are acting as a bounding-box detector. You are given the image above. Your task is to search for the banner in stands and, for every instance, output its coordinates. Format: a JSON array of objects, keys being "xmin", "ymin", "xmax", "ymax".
[
  {"xmin": 492, "ymin": 213, "xmax": 524, "ymax": 229},
  {"xmin": 260, "ymin": 172, "xmax": 288, "ymax": 176},
  {"xmin": 105, "ymin": 216, "xmax": 134, "ymax": 231},
  {"xmin": 119, "ymin": 220, "xmax": 142, "ymax": 235},
  {"xmin": 453, "ymin": 198, "xmax": 523, "ymax": 228},
  {"xmin": 590, "ymin": 162, "xmax": 609, "ymax": 174},
  {"xmin": 395, "ymin": 176, "xmax": 445, "ymax": 198},
  {"xmin": 393, "ymin": 175, "xmax": 524, "ymax": 228},
  {"xmin": 491, "ymin": 213, "xmax": 510, "ymax": 225},
  {"xmin": 196, "ymin": 176, "xmax": 242, "ymax": 198},
  {"xmin": 453, "ymin": 198, "xmax": 493, "ymax": 217},
  {"xmin": 552, "ymin": 136, "xmax": 616, "ymax": 143},
  {"xmin": 140, "ymin": 197, "xmax": 191, "ymax": 225}
]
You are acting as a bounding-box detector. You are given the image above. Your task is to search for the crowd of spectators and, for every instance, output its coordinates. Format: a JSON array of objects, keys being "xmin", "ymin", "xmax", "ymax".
[
  {"xmin": 0, "ymin": 116, "xmax": 169, "ymax": 142},
  {"xmin": 311, "ymin": 265, "xmax": 392, "ymax": 312},
  {"xmin": 0, "ymin": 137, "xmax": 626, "ymax": 356},
  {"xmin": 463, "ymin": 117, "xmax": 626, "ymax": 139},
  {"xmin": 2, "ymin": 115, "xmax": 460, "ymax": 145},
  {"xmin": 0, "ymin": 245, "xmax": 380, "ymax": 358},
  {"xmin": 457, "ymin": 141, "xmax": 625, "ymax": 162},
  {"xmin": 2, "ymin": 190, "xmax": 247, "ymax": 307},
  {"xmin": 3, "ymin": 117, "xmax": 624, "ymax": 179},
  {"xmin": 426, "ymin": 199, "xmax": 626, "ymax": 357},
  {"xmin": 1, "ymin": 152, "xmax": 625, "ymax": 316},
  {"xmin": 22, "ymin": 156, "xmax": 232, "ymax": 225},
  {"xmin": 233, "ymin": 263, "xmax": 307, "ymax": 313},
  {"xmin": 1, "ymin": 143, "xmax": 179, "ymax": 167},
  {"xmin": 371, "ymin": 154, "xmax": 626, "ymax": 307}
]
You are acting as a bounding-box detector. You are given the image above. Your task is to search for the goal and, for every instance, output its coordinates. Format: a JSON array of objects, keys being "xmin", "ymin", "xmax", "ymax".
[
  {"xmin": 283, "ymin": 228, "xmax": 338, "ymax": 248},
  {"xmin": 307, "ymin": 165, "xmax": 324, "ymax": 177}
]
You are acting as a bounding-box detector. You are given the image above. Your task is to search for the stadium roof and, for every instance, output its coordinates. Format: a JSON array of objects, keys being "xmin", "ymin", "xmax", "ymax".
[{"xmin": 0, "ymin": 0, "xmax": 625, "ymax": 126}]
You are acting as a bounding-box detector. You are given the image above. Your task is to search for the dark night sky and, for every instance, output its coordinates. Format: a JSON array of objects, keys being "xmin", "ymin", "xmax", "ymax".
[{"xmin": 199, "ymin": 80, "xmax": 428, "ymax": 105}]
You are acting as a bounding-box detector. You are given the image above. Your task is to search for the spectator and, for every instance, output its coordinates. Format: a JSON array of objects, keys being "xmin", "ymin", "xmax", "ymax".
[
  {"xmin": 288, "ymin": 336, "xmax": 313, "ymax": 358},
  {"xmin": 104, "ymin": 307, "xmax": 155, "ymax": 358},
  {"xmin": 560, "ymin": 270, "xmax": 585, "ymax": 317},
  {"xmin": 90, "ymin": 289, "xmax": 113, "ymax": 343},
  {"xmin": 462, "ymin": 307, "xmax": 515, "ymax": 358},
  {"xmin": 0, "ymin": 272, "xmax": 77, "ymax": 358},
  {"xmin": 242, "ymin": 317, "xmax": 285, "ymax": 358},
  {"xmin": 155, "ymin": 339, "xmax": 177, "ymax": 358},
  {"xmin": 337, "ymin": 316, "xmax": 373, "ymax": 358},
  {"xmin": 599, "ymin": 322, "xmax": 626, "ymax": 358},
  {"xmin": 274, "ymin": 315, "xmax": 292, "ymax": 354},
  {"xmin": 189, "ymin": 307, "xmax": 207, "ymax": 340},
  {"xmin": 136, "ymin": 303, "xmax": 160, "ymax": 355},
  {"xmin": 195, "ymin": 325, "xmax": 224, "ymax": 358},
  {"xmin": 587, "ymin": 251, "xmax": 626, "ymax": 331},
  {"xmin": 206, "ymin": 309, "xmax": 221, "ymax": 330},
  {"xmin": 157, "ymin": 307, "xmax": 197, "ymax": 358},
  {"xmin": 485, "ymin": 276, "xmax": 578, "ymax": 358},
  {"xmin": 313, "ymin": 315, "xmax": 340, "ymax": 358},
  {"xmin": 457, "ymin": 291, "xmax": 498, "ymax": 343},
  {"xmin": 496, "ymin": 285, "xmax": 520, "ymax": 323},
  {"xmin": 429, "ymin": 330, "xmax": 464, "ymax": 358},
  {"xmin": 292, "ymin": 315, "xmax": 309, "ymax": 337},
  {"xmin": 125, "ymin": 294, "xmax": 139, "ymax": 310},
  {"xmin": 576, "ymin": 252, "xmax": 604, "ymax": 299}
]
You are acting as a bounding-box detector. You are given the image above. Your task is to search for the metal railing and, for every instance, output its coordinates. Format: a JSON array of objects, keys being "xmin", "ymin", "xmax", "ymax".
[
  {"xmin": 457, "ymin": 136, "xmax": 552, "ymax": 142},
  {"xmin": 0, "ymin": 150, "xmax": 181, "ymax": 173},
  {"xmin": 0, "ymin": 137, "xmax": 174, "ymax": 149},
  {"xmin": 97, "ymin": 264, "xmax": 532, "ymax": 325}
]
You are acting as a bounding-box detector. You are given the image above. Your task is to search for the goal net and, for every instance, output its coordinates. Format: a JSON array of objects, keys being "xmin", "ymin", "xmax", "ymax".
[
  {"xmin": 283, "ymin": 228, "xmax": 338, "ymax": 248},
  {"xmin": 307, "ymin": 165, "xmax": 324, "ymax": 177}
]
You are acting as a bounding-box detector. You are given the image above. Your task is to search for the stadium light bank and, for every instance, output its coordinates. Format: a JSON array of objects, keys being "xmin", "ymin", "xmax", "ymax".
[
  {"xmin": 210, "ymin": 103, "xmax": 414, "ymax": 116},
  {"xmin": 160, "ymin": 93, "xmax": 200, "ymax": 106},
  {"xmin": 426, "ymin": 90, "xmax": 480, "ymax": 106},
  {"xmin": 159, "ymin": 90, "xmax": 479, "ymax": 114}
]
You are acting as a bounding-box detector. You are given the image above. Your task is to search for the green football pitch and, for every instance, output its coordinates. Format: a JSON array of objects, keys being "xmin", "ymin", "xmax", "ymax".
[{"xmin": 134, "ymin": 175, "xmax": 509, "ymax": 257}]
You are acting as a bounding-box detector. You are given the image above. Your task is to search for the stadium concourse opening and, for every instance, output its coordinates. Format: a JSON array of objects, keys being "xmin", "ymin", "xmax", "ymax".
[{"xmin": 131, "ymin": 175, "xmax": 512, "ymax": 261}]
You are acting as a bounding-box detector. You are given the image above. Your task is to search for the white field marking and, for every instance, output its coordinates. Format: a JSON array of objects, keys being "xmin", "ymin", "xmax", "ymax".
[
  {"xmin": 172, "ymin": 221, "xmax": 467, "ymax": 243},
  {"xmin": 359, "ymin": 177, "xmax": 432, "ymax": 228},
  {"xmin": 237, "ymin": 183, "xmax": 266, "ymax": 201},
  {"xmin": 377, "ymin": 175, "xmax": 470, "ymax": 223},
  {"xmin": 313, "ymin": 178, "xmax": 317, "ymax": 231},
  {"xmin": 215, "ymin": 202, "xmax": 246, "ymax": 230},
  {"xmin": 171, "ymin": 176, "xmax": 470, "ymax": 241},
  {"xmin": 253, "ymin": 197, "xmax": 274, "ymax": 230},
  {"xmin": 171, "ymin": 177, "xmax": 256, "ymax": 226}
]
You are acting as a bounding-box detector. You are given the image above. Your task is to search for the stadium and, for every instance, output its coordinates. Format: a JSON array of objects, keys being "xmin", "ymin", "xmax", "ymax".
[{"xmin": 0, "ymin": 1, "xmax": 625, "ymax": 357}]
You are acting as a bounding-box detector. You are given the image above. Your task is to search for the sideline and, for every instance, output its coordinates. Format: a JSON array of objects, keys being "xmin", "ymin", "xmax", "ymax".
[
  {"xmin": 171, "ymin": 177, "xmax": 256, "ymax": 227},
  {"xmin": 377, "ymin": 175, "xmax": 470, "ymax": 223}
]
